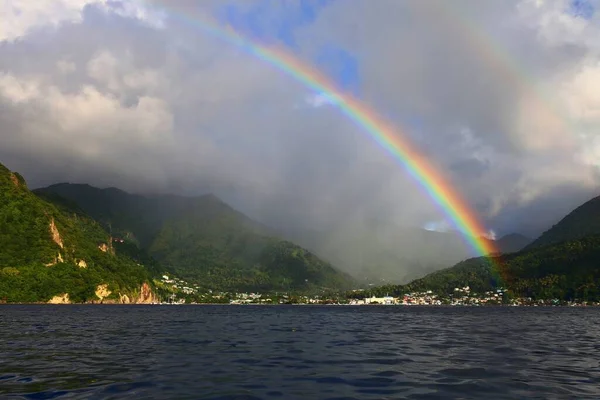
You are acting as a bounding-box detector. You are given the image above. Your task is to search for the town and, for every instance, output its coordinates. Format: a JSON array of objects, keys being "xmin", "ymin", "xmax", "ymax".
[{"xmin": 155, "ymin": 276, "xmax": 599, "ymax": 306}]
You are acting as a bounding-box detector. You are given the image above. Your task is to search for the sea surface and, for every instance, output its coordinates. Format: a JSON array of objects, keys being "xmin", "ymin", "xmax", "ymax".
[{"xmin": 1, "ymin": 305, "xmax": 599, "ymax": 400}]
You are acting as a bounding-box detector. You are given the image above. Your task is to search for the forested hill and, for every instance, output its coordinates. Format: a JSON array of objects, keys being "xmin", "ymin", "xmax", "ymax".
[
  {"xmin": 359, "ymin": 234, "xmax": 600, "ymax": 302},
  {"xmin": 526, "ymin": 195, "xmax": 600, "ymax": 250},
  {"xmin": 0, "ymin": 163, "xmax": 158, "ymax": 304},
  {"xmin": 36, "ymin": 183, "xmax": 355, "ymax": 292}
]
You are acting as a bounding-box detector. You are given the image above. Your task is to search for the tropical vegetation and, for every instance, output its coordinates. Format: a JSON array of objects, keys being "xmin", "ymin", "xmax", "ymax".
[
  {"xmin": 0, "ymin": 163, "xmax": 156, "ymax": 303},
  {"xmin": 36, "ymin": 183, "xmax": 355, "ymax": 292}
]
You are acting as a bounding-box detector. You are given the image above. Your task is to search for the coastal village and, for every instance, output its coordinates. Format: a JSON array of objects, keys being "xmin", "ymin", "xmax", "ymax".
[{"xmin": 156, "ymin": 275, "xmax": 597, "ymax": 306}]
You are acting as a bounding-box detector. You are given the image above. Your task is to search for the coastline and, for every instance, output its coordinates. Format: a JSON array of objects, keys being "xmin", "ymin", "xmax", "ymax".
[{"xmin": 1, "ymin": 302, "xmax": 598, "ymax": 307}]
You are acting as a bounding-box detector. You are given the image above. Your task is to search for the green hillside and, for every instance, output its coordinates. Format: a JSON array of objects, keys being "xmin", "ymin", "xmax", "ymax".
[
  {"xmin": 353, "ymin": 256, "xmax": 499, "ymax": 299},
  {"xmin": 361, "ymin": 234, "xmax": 600, "ymax": 302},
  {"xmin": 0, "ymin": 164, "xmax": 159, "ymax": 303},
  {"xmin": 526, "ymin": 195, "xmax": 600, "ymax": 249},
  {"xmin": 500, "ymin": 235, "xmax": 600, "ymax": 300},
  {"xmin": 354, "ymin": 194, "xmax": 600, "ymax": 302},
  {"xmin": 36, "ymin": 184, "xmax": 355, "ymax": 292}
]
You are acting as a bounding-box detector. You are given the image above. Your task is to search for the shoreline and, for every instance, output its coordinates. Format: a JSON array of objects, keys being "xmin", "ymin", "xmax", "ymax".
[{"xmin": 1, "ymin": 302, "xmax": 599, "ymax": 307}]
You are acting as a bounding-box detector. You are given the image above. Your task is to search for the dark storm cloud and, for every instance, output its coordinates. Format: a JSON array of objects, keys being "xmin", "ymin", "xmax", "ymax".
[{"xmin": 1, "ymin": 0, "xmax": 600, "ymax": 251}]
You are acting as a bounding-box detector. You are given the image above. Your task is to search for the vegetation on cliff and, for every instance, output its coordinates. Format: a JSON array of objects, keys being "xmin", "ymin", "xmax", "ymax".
[
  {"xmin": 36, "ymin": 184, "xmax": 355, "ymax": 292},
  {"xmin": 0, "ymin": 163, "xmax": 157, "ymax": 303}
]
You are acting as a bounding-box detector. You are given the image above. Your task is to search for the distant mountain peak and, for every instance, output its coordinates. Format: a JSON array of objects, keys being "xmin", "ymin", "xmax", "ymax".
[
  {"xmin": 477, "ymin": 232, "xmax": 531, "ymax": 254},
  {"xmin": 197, "ymin": 192, "xmax": 228, "ymax": 205}
]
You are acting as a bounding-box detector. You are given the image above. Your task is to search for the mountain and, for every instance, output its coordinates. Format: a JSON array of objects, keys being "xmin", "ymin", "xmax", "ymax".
[
  {"xmin": 396, "ymin": 234, "xmax": 600, "ymax": 301},
  {"xmin": 360, "ymin": 196, "xmax": 600, "ymax": 302},
  {"xmin": 501, "ymin": 235, "xmax": 600, "ymax": 299},
  {"xmin": 482, "ymin": 233, "xmax": 532, "ymax": 254},
  {"xmin": 526, "ymin": 194, "xmax": 600, "ymax": 250},
  {"xmin": 399, "ymin": 256, "xmax": 500, "ymax": 296},
  {"xmin": 0, "ymin": 163, "xmax": 158, "ymax": 304},
  {"xmin": 36, "ymin": 183, "xmax": 355, "ymax": 292},
  {"xmin": 277, "ymin": 221, "xmax": 531, "ymax": 284}
]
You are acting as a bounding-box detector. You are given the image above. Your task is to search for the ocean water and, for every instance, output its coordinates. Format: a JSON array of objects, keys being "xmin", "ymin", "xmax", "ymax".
[{"xmin": 1, "ymin": 306, "xmax": 599, "ymax": 400}]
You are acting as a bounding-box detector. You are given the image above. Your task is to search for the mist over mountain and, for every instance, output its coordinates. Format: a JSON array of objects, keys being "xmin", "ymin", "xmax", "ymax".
[
  {"xmin": 35, "ymin": 182, "xmax": 531, "ymax": 285},
  {"xmin": 277, "ymin": 222, "xmax": 531, "ymax": 284},
  {"xmin": 378, "ymin": 193, "xmax": 600, "ymax": 302},
  {"xmin": 36, "ymin": 183, "xmax": 355, "ymax": 292},
  {"xmin": 2, "ymin": 0, "xmax": 600, "ymax": 259}
]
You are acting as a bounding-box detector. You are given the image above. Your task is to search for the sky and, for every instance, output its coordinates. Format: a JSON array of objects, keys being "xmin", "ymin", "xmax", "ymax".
[{"xmin": 1, "ymin": 0, "xmax": 600, "ymax": 241}]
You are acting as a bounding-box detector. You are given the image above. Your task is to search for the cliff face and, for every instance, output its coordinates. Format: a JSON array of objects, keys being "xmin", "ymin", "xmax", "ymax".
[
  {"xmin": 136, "ymin": 282, "xmax": 156, "ymax": 304},
  {"xmin": 118, "ymin": 282, "xmax": 157, "ymax": 304},
  {"xmin": 0, "ymin": 162, "xmax": 161, "ymax": 304},
  {"xmin": 48, "ymin": 293, "xmax": 70, "ymax": 304},
  {"xmin": 95, "ymin": 284, "xmax": 111, "ymax": 301},
  {"xmin": 49, "ymin": 218, "xmax": 64, "ymax": 249},
  {"xmin": 87, "ymin": 282, "xmax": 157, "ymax": 304},
  {"xmin": 10, "ymin": 173, "xmax": 20, "ymax": 187}
]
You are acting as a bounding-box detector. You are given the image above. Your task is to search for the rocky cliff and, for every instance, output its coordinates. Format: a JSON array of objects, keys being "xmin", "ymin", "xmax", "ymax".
[{"xmin": 0, "ymin": 161, "xmax": 163, "ymax": 303}]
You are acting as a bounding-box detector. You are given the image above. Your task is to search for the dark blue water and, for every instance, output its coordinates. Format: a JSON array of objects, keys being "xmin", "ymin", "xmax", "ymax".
[{"xmin": 1, "ymin": 306, "xmax": 599, "ymax": 399}]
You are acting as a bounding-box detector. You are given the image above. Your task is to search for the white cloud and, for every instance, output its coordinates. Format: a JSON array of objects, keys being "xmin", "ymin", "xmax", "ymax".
[
  {"xmin": 0, "ymin": 73, "xmax": 41, "ymax": 103},
  {"xmin": 305, "ymin": 92, "xmax": 333, "ymax": 108},
  {"xmin": 562, "ymin": 61, "xmax": 600, "ymax": 123},
  {"xmin": 423, "ymin": 220, "xmax": 452, "ymax": 233},
  {"xmin": 483, "ymin": 230, "xmax": 497, "ymax": 240},
  {"xmin": 0, "ymin": 0, "xmax": 163, "ymax": 42},
  {"xmin": 56, "ymin": 60, "xmax": 77, "ymax": 74},
  {"xmin": 515, "ymin": 0, "xmax": 599, "ymax": 49},
  {"xmin": 87, "ymin": 50, "xmax": 121, "ymax": 91},
  {"xmin": 1, "ymin": 0, "xmax": 600, "ymax": 242},
  {"xmin": 1, "ymin": 0, "xmax": 100, "ymax": 42},
  {"xmin": 0, "ymin": 71, "xmax": 174, "ymax": 174},
  {"xmin": 86, "ymin": 50, "xmax": 165, "ymax": 95}
]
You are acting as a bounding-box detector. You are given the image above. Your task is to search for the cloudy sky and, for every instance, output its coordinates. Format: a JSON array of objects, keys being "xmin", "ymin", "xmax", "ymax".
[{"xmin": 1, "ymin": 0, "xmax": 600, "ymax": 239}]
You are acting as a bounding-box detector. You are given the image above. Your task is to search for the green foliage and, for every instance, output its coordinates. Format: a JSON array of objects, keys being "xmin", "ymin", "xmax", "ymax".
[
  {"xmin": 362, "ymin": 234, "xmax": 600, "ymax": 302},
  {"xmin": 0, "ymin": 163, "xmax": 155, "ymax": 303},
  {"xmin": 1, "ymin": 267, "xmax": 19, "ymax": 277},
  {"xmin": 38, "ymin": 184, "xmax": 355, "ymax": 292},
  {"xmin": 0, "ymin": 167, "xmax": 58, "ymax": 267},
  {"xmin": 256, "ymin": 240, "xmax": 355, "ymax": 291},
  {"xmin": 403, "ymin": 256, "xmax": 501, "ymax": 295},
  {"xmin": 112, "ymin": 240, "xmax": 165, "ymax": 278},
  {"xmin": 500, "ymin": 235, "xmax": 600, "ymax": 301},
  {"xmin": 347, "ymin": 257, "xmax": 500, "ymax": 299}
]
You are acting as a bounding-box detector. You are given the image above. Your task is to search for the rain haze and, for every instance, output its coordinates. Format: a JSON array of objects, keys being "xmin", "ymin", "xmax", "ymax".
[{"xmin": 2, "ymin": 0, "xmax": 600, "ymax": 280}]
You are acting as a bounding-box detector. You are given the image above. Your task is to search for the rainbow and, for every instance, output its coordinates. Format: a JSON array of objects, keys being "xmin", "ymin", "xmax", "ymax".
[{"xmin": 146, "ymin": 3, "xmax": 498, "ymax": 257}]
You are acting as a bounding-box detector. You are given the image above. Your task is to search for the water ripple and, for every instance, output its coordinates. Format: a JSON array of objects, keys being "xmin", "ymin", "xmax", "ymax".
[{"xmin": 1, "ymin": 305, "xmax": 599, "ymax": 399}]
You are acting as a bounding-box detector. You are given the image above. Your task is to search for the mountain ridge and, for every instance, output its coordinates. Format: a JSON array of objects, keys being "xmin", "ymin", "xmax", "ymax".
[
  {"xmin": 526, "ymin": 194, "xmax": 600, "ymax": 250},
  {"xmin": 36, "ymin": 183, "xmax": 355, "ymax": 292},
  {"xmin": 360, "ymin": 195, "xmax": 600, "ymax": 302}
]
